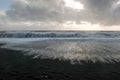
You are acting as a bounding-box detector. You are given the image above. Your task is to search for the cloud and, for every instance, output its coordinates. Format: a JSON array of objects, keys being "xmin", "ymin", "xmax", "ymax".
[
  {"xmin": 78, "ymin": 0, "xmax": 120, "ymax": 25},
  {"xmin": 6, "ymin": 0, "xmax": 65, "ymax": 22},
  {"xmin": 1, "ymin": 0, "xmax": 120, "ymax": 30}
]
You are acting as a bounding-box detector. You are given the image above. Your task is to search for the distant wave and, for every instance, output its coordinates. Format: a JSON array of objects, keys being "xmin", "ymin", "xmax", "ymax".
[{"xmin": 0, "ymin": 31, "xmax": 120, "ymax": 38}]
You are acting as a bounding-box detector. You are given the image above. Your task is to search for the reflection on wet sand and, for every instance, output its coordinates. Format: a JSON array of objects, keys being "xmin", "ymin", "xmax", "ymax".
[{"xmin": 1, "ymin": 39, "xmax": 120, "ymax": 63}]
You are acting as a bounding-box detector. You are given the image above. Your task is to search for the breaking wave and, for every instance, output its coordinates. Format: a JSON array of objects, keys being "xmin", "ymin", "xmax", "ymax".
[{"xmin": 0, "ymin": 31, "xmax": 120, "ymax": 38}]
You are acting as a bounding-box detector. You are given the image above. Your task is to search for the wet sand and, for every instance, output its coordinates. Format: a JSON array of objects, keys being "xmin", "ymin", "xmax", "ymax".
[
  {"xmin": 2, "ymin": 39, "xmax": 120, "ymax": 63},
  {"xmin": 0, "ymin": 44, "xmax": 120, "ymax": 80}
]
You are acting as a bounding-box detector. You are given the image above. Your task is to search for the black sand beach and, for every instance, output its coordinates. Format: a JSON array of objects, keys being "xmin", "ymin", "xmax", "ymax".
[{"xmin": 0, "ymin": 44, "xmax": 120, "ymax": 80}]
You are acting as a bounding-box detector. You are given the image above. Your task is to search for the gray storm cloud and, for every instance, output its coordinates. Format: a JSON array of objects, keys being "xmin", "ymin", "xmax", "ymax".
[
  {"xmin": 6, "ymin": 0, "xmax": 64, "ymax": 21},
  {"xmin": 1, "ymin": 0, "xmax": 120, "ymax": 30},
  {"xmin": 6, "ymin": 0, "xmax": 80, "ymax": 22},
  {"xmin": 78, "ymin": 0, "xmax": 120, "ymax": 25}
]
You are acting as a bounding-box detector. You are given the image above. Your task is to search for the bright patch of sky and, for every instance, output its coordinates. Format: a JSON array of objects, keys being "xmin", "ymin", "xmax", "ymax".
[
  {"xmin": 64, "ymin": 0, "xmax": 84, "ymax": 10},
  {"xmin": 0, "ymin": 0, "xmax": 13, "ymax": 10}
]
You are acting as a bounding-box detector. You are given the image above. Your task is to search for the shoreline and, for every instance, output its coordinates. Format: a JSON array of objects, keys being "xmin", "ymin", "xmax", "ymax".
[{"xmin": 0, "ymin": 46, "xmax": 120, "ymax": 80}]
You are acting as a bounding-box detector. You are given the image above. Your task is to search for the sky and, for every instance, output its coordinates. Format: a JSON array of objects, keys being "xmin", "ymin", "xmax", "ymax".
[
  {"xmin": 0, "ymin": 0, "xmax": 120, "ymax": 31},
  {"xmin": 0, "ymin": 0, "xmax": 13, "ymax": 10}
]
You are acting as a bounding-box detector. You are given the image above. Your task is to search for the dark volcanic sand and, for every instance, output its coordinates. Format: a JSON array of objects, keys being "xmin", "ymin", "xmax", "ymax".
[{"xmin": 0, "ymin": 45, "xmax": 120, "ymax": 80}]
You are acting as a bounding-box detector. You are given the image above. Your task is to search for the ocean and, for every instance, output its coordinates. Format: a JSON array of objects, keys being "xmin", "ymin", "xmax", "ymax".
[{"xmin": 0, "ymin": 31, "xmax": 120, "ymax": 63}]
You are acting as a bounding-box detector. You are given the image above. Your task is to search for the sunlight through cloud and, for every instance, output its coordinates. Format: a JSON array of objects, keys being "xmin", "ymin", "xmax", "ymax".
[{"xmin": 64, "ymin": 0, "xmax": 84, "ymax": 11}]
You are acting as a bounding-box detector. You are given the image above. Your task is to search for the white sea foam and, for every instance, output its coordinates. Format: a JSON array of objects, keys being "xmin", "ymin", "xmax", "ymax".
[{"xmin": 1, "ymin": 38, "xmax": 120, "ymax": 64}]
